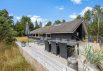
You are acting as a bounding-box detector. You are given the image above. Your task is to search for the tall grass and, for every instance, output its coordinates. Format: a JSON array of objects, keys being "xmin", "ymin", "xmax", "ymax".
[
  {"xmin": 16, "ymin": 37, "xmax": 33, "ymax": 43},
  {"xmin": 84, "ymin": 45, "xmax": 103, "ymax": 64},
  {"xmin": 0, "ymin": 42, "xmax": 34, "ymax": 71}
]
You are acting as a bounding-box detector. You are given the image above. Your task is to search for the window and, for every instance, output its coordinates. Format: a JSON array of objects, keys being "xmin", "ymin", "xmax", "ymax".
[
  {"xmin": 77, "ymin": 32, "xmax": 79, "ymax": 36},
  {"xmin": 46, "ymin": 34, "xmax": 51, "ymax": 39}
]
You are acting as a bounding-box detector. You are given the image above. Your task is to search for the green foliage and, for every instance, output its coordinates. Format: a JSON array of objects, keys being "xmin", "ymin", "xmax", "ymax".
[
  {"xmin": 21, "ymin": 16, "xmax": 34, "ymax": 31},
  {"xmin": 14, "ymin": 21, "xmax": 24, "ymax": 36},
  {"xmin": 45, "ymin": 20, "xmax": 66, "ymax": 26},
  {"xmin": 53, "ymin": 20, "xmax": 66, "ymax": 25},
  {"xmin": 62, "ymin": 19, "xmax": 66, "ymax": 23},
  {"xmin": 76, "ymin": 5, "xmax": 103, "ymax": 38},
  {"xmin": 88, "ymin": 5, "xmax": 103, "ymax": 37},
  {"xmin": 0, "ymin": 9, "xmax": 15, "ymax": 44},
  {"xmin": 14, "ymin": 16, "xmax": 34, "ymax": 36},
  {"xmin": 39, "ymin": 21, "xmax": 42, "ymax": 28},
  {"xmin": 34, "ymin": 20, "xmax": 40, "ymax": 29},
  {"xmin": 45, "ymin": 21, "xmax": 52, "ymax": 26},
  {"xmin": 76, "ymin": 15, "xmax": 82, "ymax": 19},
  {"xmin": 84, "ymin": 45, "xmax": 103, "ymax": 64},
  {"xmin": 53, "ymin": 20, "xmax": 61, "ymax": 25}
]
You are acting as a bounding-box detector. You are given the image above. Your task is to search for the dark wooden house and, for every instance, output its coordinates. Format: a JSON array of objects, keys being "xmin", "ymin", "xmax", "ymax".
[
  {"xmin": 30, "ymin": 19, "xmax": 87, "ymax": 41},
  {"xmin": 30, "ymin": 19, "xmax": 87, "ymax": 59}
]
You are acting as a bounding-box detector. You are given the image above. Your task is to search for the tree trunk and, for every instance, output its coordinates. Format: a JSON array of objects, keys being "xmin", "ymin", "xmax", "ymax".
[{"xmin": 97, "ymin": 18, "xmax": 99, "ymax": 43}]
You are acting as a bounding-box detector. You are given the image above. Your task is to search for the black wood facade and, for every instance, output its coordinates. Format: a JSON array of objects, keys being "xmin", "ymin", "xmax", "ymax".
[
  {"xmin": 30, "ymin": 20, "xmax": 87, "ymax": 41},
  {"xmin": 30, "ymin": 19, "xmax": 87, "ymax": 59}
]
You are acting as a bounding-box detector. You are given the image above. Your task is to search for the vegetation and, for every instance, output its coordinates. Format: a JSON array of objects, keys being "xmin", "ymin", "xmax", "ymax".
[
  {"xmin": 0, "ymin": 9, "xmax": 34, "ymax": 71},
  {"xmin": 83, "ymin": 45, "xmax": 103, "ymax": 71},
  {"xmin": 76, "ymin": 5, "xmax": 103, "ymax": 42},
  {"xmin": 16, "ymin": 37, "xmax": 33, "ymax": 43},
  {"xmin": 53, "ymin": 20, "xmax": 61, "ymax": 25},
  {"xmin": 84, "ymin": 45, "xmax": 103, "ymax": 64},
  {"xmin": 45, "ymin": 21, "xmax": 52, "ymax": 26},
  {"xmin": 0, "ymin": 5, "xmax": 103, "ymax": 71},
  {"xmin": 34, "ymin": 20, "xmax": 41, "ymax": 30},
  {"xmin": 45, "ymin": 19, "xmax": 66, "ymax": 26},
  {"xmin": 0, "ymin": 43, "xmax": 34, "ymax": 71},
  {"xmin": 14, "ymin": 16, "xmax": 34, "ymax": 36},
  {"xmin": 62, "ymin": 19, "xmax": 66, "ymax": 23},
  {"xmin": 0, "ymin": 9, "xmax": 15, "ymax": 44},
  {"xmin": 53, "ymin": 19, "xmax": 66, "ymax": 25}
]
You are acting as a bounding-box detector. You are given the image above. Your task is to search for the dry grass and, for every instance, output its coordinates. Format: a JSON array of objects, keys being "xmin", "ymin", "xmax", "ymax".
[
  {"xmin": 16, "ymin": 37, "xmax": 33, "ymax": 43},
  {"xmin": 86, "ymin": 43, "xmax": 103, "ymax": 71},
  {"xmin": 0, "ymin": 42, "xmax": 34, "ymax": 71}
]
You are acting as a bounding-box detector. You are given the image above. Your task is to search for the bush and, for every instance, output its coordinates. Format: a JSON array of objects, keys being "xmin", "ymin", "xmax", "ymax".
[{"xmin": 0, "ymin": 9, "xmax": 15, "ymax": 44}]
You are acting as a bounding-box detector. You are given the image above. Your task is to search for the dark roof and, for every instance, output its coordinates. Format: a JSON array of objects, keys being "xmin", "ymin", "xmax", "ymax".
[{"xmin": 30, "ymin": 19, "xmax": 87, "ymax": 34}]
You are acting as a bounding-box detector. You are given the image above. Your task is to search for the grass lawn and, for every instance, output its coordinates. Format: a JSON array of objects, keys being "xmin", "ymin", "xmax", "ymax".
[
  {"xmin": 0, "ymin": 42, "xmax": 34, "ymax": 71},
  {"xmin": 16, "ymin": 37, "xmax": 34, "ymax": 43}
]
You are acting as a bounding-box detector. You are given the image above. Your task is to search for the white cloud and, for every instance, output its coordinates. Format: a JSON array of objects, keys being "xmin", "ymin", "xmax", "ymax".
[
  {"xmin": 30, "ymin": 16, "xmax": 42, "ymax": 23},
  {"xmin": 56, "ymin": 6, "xmax": 64, "ymax": 10},
  {"xmin": 29, "ymin": 15, "xmax": 48, "ymax": 26},
  {"xmin": 80, "ymin": 6, "xmax": 92, "ymax": 16},
  {"xmin": 16, "ymin": 16, "xmax": 21, "ymax": 20},
  {"xmin": 15, "ymin": 15, "xmax": 48, "ymax": 26},
  {"xmin": 69, "ymin": 13, "xmax": 77, "ymax": 19},
  {"xmin": 9, "ymin": 13, "xmax": 13, "ymax": 16},
  {"xmin": 71, "ymin": 0, "xmax": 82, "ymax": 4},
  {"xmin": 59, "ymin": 7, "xmax": 64, "ymax": 10},
  {"xmin": 68, "ymin": 6, "xmax": 92, "ymax": 20},
  {"xmin": 15, "ymin": 15, "xmax": 44, "ymax": 23}
]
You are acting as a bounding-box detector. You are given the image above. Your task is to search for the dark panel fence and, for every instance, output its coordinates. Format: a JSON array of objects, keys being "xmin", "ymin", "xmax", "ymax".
[
  {"xmin": 58, "ymin": 42, "xmax": 68, "ymax": 59},
  {"xmin": 45, "ymin": 40, "xmax": 51, "ymax": 52},
  {"xmin": 51, "ymin": 41, "xmax": 59, "ymax": 55}
]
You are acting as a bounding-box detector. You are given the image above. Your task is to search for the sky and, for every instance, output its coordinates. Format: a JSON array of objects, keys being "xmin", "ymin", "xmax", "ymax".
[{"xmin": 0, "ymin": 0, "xmax": 103, "ymax": 25}]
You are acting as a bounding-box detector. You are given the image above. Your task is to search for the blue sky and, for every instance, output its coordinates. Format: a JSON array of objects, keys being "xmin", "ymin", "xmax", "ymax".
[{"xmin": 0, "ymin": 0, "xmax": 103, "ymax": 25}]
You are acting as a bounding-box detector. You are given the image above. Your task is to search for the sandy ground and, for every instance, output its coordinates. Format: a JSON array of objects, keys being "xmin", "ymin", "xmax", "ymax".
[
  {"xmin": 16, "ymin": 41, "xmax": 76, "ymax": 71},
  {"xmin": 16, "ymin": 41, "xmax": 102, "ymax": 71}
]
